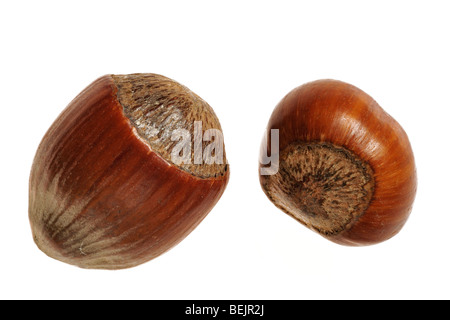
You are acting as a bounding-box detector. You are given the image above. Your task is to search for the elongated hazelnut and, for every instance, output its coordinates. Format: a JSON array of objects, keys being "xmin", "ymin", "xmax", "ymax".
[
  {"xmin": 259, "ymin": 79, "xmax": 417, "ymax": 246},
  {"xmin": 29, "ymin": 73, "xmax": 229, "ymax": 269}
]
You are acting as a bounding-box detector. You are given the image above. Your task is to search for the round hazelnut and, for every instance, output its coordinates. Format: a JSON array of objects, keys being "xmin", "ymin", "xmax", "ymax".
[{"xmin": 259, "ymin": 79, "xmax": 417, "ymax": 246}]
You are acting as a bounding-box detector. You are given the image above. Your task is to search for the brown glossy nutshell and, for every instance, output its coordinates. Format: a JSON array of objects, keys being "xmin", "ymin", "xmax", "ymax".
[
  {"xmin": 259, "ymin": 79, "xmax": 417, "ymax": 246},
  {"xmin": 29, "ymin": 74, "xmax": 229, "ymax": 269}
]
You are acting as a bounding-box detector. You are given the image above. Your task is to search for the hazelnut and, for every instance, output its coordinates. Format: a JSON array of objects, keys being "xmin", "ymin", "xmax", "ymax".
[
  {"xmin": 29, "ymin": 73, "xmax": 229, "ymax": 269},
  {"xmin": 259, "ymin": 79, "xmax": 417, "ymax": 246}
]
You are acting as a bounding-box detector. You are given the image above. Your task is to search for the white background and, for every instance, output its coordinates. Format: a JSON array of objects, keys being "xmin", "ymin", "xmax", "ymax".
[{"xmin": 1, "ymin": 0, "xmax": 449, "ymax": 300}]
